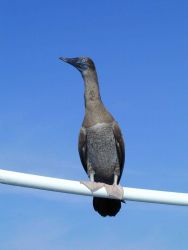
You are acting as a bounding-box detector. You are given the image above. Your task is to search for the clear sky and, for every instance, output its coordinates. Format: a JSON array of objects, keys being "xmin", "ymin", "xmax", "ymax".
[{"xmin": 0, "ymin": 1, "xmax": 188, "ymax": 249}]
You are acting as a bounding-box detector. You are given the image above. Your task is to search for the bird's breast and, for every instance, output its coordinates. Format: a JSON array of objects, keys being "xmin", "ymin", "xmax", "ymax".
[{"xmin": 86, "ymin": 123, "xmax": 118, "ymax": 183}]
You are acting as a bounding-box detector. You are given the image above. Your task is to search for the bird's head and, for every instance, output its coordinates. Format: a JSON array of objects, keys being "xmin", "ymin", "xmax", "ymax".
[{"xmin": 59, "ymin": 56, "xmax": 95, "ymax": 73}]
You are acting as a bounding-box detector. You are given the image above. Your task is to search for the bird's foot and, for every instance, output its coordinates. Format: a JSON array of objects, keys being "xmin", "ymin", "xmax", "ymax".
[
  {"xmin": 105, "ymin": 184, "xmax": 124, "ymax": 200},
  {"xmin": 81, "ymin": 181, "xmax": 104, "ymax": 192},
  {"xmin": 81, "ymin": 181, "xmax": 124, "ymax": 201}
]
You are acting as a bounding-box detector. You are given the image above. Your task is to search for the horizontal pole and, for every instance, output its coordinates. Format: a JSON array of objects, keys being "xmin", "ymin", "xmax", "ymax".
[{"xmin": 0, "ymin": 169, "xmax": 188, "ymax": 206}]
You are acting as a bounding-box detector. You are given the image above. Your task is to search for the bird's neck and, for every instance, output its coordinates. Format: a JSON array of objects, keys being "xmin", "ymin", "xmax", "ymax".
[
  {"xmin": 82, "ymin": 69, "xmax": 102, "ymax": 108},
  {"xmin": 81, "ymin": 69, "xmax": 114, "ymax": 127}
]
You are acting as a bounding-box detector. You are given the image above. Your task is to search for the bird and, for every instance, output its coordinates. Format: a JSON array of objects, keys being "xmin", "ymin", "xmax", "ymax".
[{"xmin": 60, "ymin": 56, "xmax": 125, "ymax": 217}]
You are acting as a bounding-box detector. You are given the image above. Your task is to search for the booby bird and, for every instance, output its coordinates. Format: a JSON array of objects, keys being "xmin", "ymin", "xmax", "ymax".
[{"xmin": 60, "ymin": 57, "xmax": 125, "ymax": 216}]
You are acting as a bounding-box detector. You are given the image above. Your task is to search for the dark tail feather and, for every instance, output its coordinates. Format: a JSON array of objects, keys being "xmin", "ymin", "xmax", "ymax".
[{"xmin": 93, "ymin": 197, "xmax": 121, "ymax": 217}]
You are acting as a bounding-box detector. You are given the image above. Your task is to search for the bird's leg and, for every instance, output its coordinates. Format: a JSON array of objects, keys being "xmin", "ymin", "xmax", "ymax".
[
  {"xmin": 113, "ymin": 164, "xmax": 120, "ymax": 186},
  {"xmin": 90, "ymin": 172, "xmax": 95, "ymax": 182},
  {"xmin": 87, "ymin": 161, "xmax": 95, "ymax": 182},
  {"xmin": 103, "ymin": 164, "xmax": 125, "ymax": 201},
  {"xmin": 113, "ymin": 174, "xmax": 119, "ymax": 185}
]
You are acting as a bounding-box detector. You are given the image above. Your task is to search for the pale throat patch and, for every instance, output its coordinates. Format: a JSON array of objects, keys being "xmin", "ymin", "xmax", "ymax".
[{"xmin": 87, "ymin": 122, "xmax": 113, "ymax": 130}]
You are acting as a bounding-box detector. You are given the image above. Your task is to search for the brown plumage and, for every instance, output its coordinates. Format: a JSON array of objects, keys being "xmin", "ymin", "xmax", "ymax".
[{"xmin": 60, "ymin": 57, "xmax": 125, "ymax": 216}]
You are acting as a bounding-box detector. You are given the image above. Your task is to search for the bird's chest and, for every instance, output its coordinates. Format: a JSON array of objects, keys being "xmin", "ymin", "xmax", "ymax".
[{"xmin": 86, "ymin": 123, "xmax": 117, "ymax": 169}]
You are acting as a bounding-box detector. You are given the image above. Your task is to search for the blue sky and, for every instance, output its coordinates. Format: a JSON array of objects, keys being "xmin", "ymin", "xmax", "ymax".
[{"xmin": 0, "ymin": 0, "xmax": 188, "ymax": 249}]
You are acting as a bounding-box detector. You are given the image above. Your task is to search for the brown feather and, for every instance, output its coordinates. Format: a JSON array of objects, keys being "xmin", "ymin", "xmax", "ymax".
[
  {"xmin": 112, "ymin": 122, "xmax": 125, "ymax": 180},
  {"xmin": 78, "ymin": 127, "xmax": 87, "ymax": 173}
]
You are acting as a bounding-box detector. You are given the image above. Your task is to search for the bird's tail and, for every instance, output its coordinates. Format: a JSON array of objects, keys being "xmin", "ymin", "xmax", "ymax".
[{"xmin": 93, "ymin": 197, "xmax": 121, "ymax": 217}]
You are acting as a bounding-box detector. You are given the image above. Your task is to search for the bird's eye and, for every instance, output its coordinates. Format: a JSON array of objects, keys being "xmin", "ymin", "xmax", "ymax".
[{"xmin": 82, "ymin": 58, "xmax": 87, "ymax": 63}]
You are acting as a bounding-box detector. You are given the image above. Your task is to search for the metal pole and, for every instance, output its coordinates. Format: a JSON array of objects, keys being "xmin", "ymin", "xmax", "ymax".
[{"xmin": 0, "ymin": 169, "xmax": 188, "ymax": 206}]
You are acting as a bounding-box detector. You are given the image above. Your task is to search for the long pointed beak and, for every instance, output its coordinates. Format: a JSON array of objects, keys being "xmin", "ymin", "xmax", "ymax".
[
  {"xmin": 59, "ymin": 57, "xmax": 79, "ymax": 67},
  {"xmin": 59, "ymin": 57, "xmax": 68, "ymax": 62}
]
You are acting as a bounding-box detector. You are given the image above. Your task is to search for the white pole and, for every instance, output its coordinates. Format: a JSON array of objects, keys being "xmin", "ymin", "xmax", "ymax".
[{"xmin": 0, "ymin": 169, "xmax": 188, "ymax": 206}]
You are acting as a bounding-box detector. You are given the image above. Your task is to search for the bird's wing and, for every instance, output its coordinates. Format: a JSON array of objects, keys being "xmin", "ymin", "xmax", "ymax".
[
  {"xmin": 112, "ymin": 122, "xmax": 125, "ymax": 178},
  {"xmin": 78, "ymin": 127, "xmax": 87, "ymax": 173}
]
